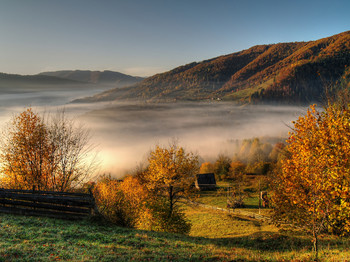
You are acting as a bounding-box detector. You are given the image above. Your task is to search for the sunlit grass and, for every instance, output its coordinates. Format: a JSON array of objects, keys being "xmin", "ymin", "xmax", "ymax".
[
  {"xmin": 0, "ymin": 214, "xmax": 218, "ymax": 261},
  {"xmin": 183, "ymin": 205, "xmax": 276, "ymax": 238},
  {"xmin": 1, "ymin": 210, "xmax": 350, "ymax": 261}
]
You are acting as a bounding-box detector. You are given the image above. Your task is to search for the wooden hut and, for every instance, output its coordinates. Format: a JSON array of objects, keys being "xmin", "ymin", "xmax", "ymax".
[{"xmin": 195, "ymin": 173, "xmax": 216, "ymax": 191}]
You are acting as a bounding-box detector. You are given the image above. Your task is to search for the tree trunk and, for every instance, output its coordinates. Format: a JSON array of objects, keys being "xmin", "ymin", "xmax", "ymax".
[
  {"xmin": 313, "ymin": 231, "xmax": 318, "ymax": 261},
  {"xmin": 169, "ymin": 185, "xmax": 173, "ymax": 218}
]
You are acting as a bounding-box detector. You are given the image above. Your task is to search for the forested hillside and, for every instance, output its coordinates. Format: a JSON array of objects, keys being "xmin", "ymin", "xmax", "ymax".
[{"xmin": 78, "ymin": 31, "xmax": 350, "ymax": 104}]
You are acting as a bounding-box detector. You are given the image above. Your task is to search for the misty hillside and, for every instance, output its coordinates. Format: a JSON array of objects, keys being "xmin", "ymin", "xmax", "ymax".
[
  {"xmin": 39, "ymin": 70, "xmax": 144, "ymax": 87},
  {"xmin": 76, "ymin": 31, "xmax": 350, "ymax": 104},
  {"xmin": 0, "ymin": 72, "xmax": 81, "ymax": 85},
  {"xmin": 0, "ymin": 72, "xmax": 89, "ymax": 93}
]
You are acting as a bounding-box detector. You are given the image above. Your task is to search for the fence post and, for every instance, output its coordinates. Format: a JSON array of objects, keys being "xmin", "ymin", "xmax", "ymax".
[
  {"xmin": 32, "ymin": 185, "xmax": 36, "ymax": 211},
  {"xmin": 88, "ymin": 187, "xmax": 99, "ymax": 217}
]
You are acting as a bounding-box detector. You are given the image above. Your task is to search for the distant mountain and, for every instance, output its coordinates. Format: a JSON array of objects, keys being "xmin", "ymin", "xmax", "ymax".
[
  {"xmin": 76, "ymin": 31, "xmax": 350, "ymax": 104},
  {"xmin": 0, "ymin": 72, "xmax": 87, "ymax": 94},
  {"xmin": 0, "ymin": 72, "xmax": 80, "ymax": 85},
  {"xmin": 39, "ymin": 70, "xmax": 144, "ymax": 87}
]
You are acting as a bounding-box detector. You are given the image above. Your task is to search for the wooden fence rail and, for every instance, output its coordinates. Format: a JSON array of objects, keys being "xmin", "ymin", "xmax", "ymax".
[{"xmin": 0, "ymin": 188, "xmax": 97, "ymax": 220}]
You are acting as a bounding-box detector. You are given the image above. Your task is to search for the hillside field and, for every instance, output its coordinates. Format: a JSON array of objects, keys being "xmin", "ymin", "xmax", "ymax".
[{"xmin": 1, "ymin": 204, "xmax": 350, "ymax": 261}]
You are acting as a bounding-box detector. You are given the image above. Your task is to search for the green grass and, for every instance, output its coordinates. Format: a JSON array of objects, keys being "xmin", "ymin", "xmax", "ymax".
[
  {"xmin": 183, "ymin": 204, "xmax": 350, "ymax": 261},
  {"xmin": 222, "ymin": 78, "xmax": 275, "ymax": 102},
  {"xmin": 194, "ymin": 181, "xmax": 265, "ymax": 210},
  {"xmin": 194, "ymin": 190, "xmax": 227, "ymax": 208},
  {"xmin": 0, "ymin": 213, "xmax": 220, "ymax": 261},
  {"xmin": 183, "ymin": 205, "xmax": 276, "ymax": 238},
  {"xmin": 1, "ymin": 209, "xmax": 350, "ymax": 261}
]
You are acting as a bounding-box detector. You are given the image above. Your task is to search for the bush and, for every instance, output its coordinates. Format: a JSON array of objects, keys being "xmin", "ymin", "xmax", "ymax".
[
  {"xmin": 145, "ymin": 198, "xmax": 191, "ymax": 234},
  {"xmin": 93, "ymin": 176, "xmax": 132, "ymax": 227},
  {"xmin": 93, "ymin": 175, "xmax": 191, "ymax": 234}
]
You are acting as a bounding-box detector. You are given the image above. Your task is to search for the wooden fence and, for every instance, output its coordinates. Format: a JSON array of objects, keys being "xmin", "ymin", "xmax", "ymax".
[{"xmin": 0, "ymin": 188, "xmax": 97, "ymax": 220}]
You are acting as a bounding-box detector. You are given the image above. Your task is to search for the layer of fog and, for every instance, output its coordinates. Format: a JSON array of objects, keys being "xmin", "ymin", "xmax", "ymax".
[
  {"xmin": 81, "ymin": 102, "xmax": 307, "ymax": 177},
  {"xmin": 0, "ymin": 84, "xmax": 308, "ymax": 178}
]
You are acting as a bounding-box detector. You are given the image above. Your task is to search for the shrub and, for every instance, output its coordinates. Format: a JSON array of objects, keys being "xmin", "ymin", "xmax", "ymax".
[
  {"xmin": 144, "ymin": 198, "xmax": 191, "ymax": 234},
  {"xmin": 93, "ymin": 176, "xmax": 132, "ymax": 227}
]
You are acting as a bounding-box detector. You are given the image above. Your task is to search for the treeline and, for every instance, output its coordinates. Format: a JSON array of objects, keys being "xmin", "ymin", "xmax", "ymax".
[{"xmin": 199, "ymin": 137, "xmax": 285, "ymax": 180}]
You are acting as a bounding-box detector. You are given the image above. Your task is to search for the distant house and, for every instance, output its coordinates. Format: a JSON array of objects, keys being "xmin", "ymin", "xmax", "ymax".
[{"xmin": 195, "ymin": 173, "xmax": 216, "ymax": 191}]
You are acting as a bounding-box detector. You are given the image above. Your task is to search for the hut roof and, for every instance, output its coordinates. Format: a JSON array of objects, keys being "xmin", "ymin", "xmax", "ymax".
[{"xmin": 196, "ymin": 173, "xmax": 216, "ymax": 186}]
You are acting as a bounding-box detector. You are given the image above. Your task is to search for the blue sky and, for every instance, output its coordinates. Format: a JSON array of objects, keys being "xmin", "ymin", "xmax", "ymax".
[{"xmin": 0, "ymin": 0, "xmax": 349, "ymax": 77}]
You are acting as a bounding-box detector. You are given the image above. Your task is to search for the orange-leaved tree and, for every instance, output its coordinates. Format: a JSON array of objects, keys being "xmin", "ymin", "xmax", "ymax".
[
  {"xmin": 0, "ymin": 108, "xmax": 97, "ymax": 191},
  {"xmin": 199, "ymin": 161, "xmax": 214, "ymax": 174},
  {"xmin": 272, "ymin": 104, "xmax": 350, "ymax": 258},
  {"xmin": 0, "ymin": 108, "xmax": 51, "ymax": 190},
  {"xmin": 93, "ymin": 175, "xmax": 149, "ymax": 227}
]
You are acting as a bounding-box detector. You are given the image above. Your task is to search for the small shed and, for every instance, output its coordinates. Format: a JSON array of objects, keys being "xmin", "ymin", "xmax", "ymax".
[{"xmin": 195, "ymin": 173, "xmax": 216, "ymax": 191}]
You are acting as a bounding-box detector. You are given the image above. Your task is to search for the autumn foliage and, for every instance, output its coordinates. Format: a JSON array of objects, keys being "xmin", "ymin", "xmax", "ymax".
[
  {"xmin": 93, "ymin": 175, "xmax": 149, "ymax": 227},
  {"xmin": 144, "ymin": 143, "xmax": 199, "ymax": 215},
  {"xmin": 273, "ymin": 104, "xmax": 350, "ymax": 238},
  {"xmin": 0, "ymin": 109, "xmax": 51, "ymax": 189},
  {"xmin": 93, "ymin": 143, "xmax": 198, "ymax": 234},
  {"xmin": 0, "ymin": 108, "xmax": 97, "ymax": 191}
]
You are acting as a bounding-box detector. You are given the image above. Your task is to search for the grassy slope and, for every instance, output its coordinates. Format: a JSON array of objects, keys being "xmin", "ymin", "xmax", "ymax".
[
  {"xmin": 1, "ymin": 209, "xmax": 350, "ymax": 261},
  {"xmin": 0, "ymin": 213, "xmax": 216, "ymax": 261},
  {"xmin": 1, "ymin": 181, "xmax": 349, "ymax": 261}
]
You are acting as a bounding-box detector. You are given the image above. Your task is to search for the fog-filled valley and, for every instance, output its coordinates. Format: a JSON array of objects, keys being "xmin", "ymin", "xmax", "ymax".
[{"xmin": 0, "ymin": 83, "xmax": 308, "ymax": 177}]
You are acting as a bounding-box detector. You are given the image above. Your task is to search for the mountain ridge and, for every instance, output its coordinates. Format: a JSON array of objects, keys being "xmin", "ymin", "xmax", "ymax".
[
  {"xmin": 39, "ymin": 70, "xmax": 144, "ymax": 87},
  {"xmin": 76, "ymin": 31, "xmax": 350, "ymax": 104}
]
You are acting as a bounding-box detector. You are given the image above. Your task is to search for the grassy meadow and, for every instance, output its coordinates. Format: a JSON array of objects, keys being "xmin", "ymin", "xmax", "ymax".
[{"xmin": 1, "ymin": 201, "xmax": 350, "ymax": 261}]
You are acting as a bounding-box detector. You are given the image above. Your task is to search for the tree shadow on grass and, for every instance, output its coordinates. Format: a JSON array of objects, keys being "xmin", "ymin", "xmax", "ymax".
[
  {"xmin": 205, "ymin": 231, "xmax": 309, "ymax": 252},
  {"xmin": 179, "ymin": 229, "xmax": 349, "ymax": 257},
  {"xmin": 1, "ymin": 213, "xmax": 348, "ymax": 261}
]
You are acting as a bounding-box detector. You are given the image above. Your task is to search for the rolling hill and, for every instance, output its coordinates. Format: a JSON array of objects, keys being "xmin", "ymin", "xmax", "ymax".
[
  {"xmin": 39, "ymin": 70, "xmax": 144, "ymax": 87},
  {"xmin": 0, "ymin": 72, "xmax": 81, "ymax": 85},
  {"xmin": 0, "ymin": 72, "xmax": 87, "ymax": 93},
  {"xmin": 75, "ymin": 31, "xmax": 350, "ymax": 104}
]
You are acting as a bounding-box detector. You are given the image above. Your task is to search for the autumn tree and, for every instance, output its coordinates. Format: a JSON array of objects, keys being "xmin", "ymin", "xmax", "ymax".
[
  {"xmin": 0, "ymin": 108, "xmax": 97, "ymax": 191},
  {"xmin": 213, "ymin": 154, "xmax": 231, "ymax": 180},
  {"xmin": 247, "ymin": 138, "xmax": 264, "ymax": 163},
  {"xmin": 199, "ymin": 161, "xmax": 214, "ymax": 174},
  {"xmin": 228, "ymin": 160, "xmax": 247, "ymax": 208},
  {"xmin": 144, "ymin": 142, "xmax": 199, "ymax": 216},
  {"xmin": 268, "ymin": 142, "xmax": 285, "ymax": 162},
  {"xmin": 93, "ymin": 175, "xmax": 149, "ymax": 227},
  {"xmin": 229, "ymin": 160, "xmax": 246, "ymax": 179},
  {"xmin": 0, "ymin": 108, "xmax": 51, "ymax": 190},
  {"xmin": 47, "ymin": 109, "xmax": 98, "ymax": 191},
  {"xmin": 272, "ymin": 104, "xmax": 350, "ymax": 258},
  {"xmin": 141, "ymin": 142, "xmax": 198, "ymax": 233}
]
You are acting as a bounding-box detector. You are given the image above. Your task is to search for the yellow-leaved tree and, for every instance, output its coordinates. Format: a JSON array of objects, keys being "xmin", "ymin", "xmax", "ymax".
[
  {"xmin": 142, "ymin": 142, "xmax": 199, "ymax": 233},
  {"xmin": 272, "ymin": 104, "xmax": 350, "ymax": 258}
]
